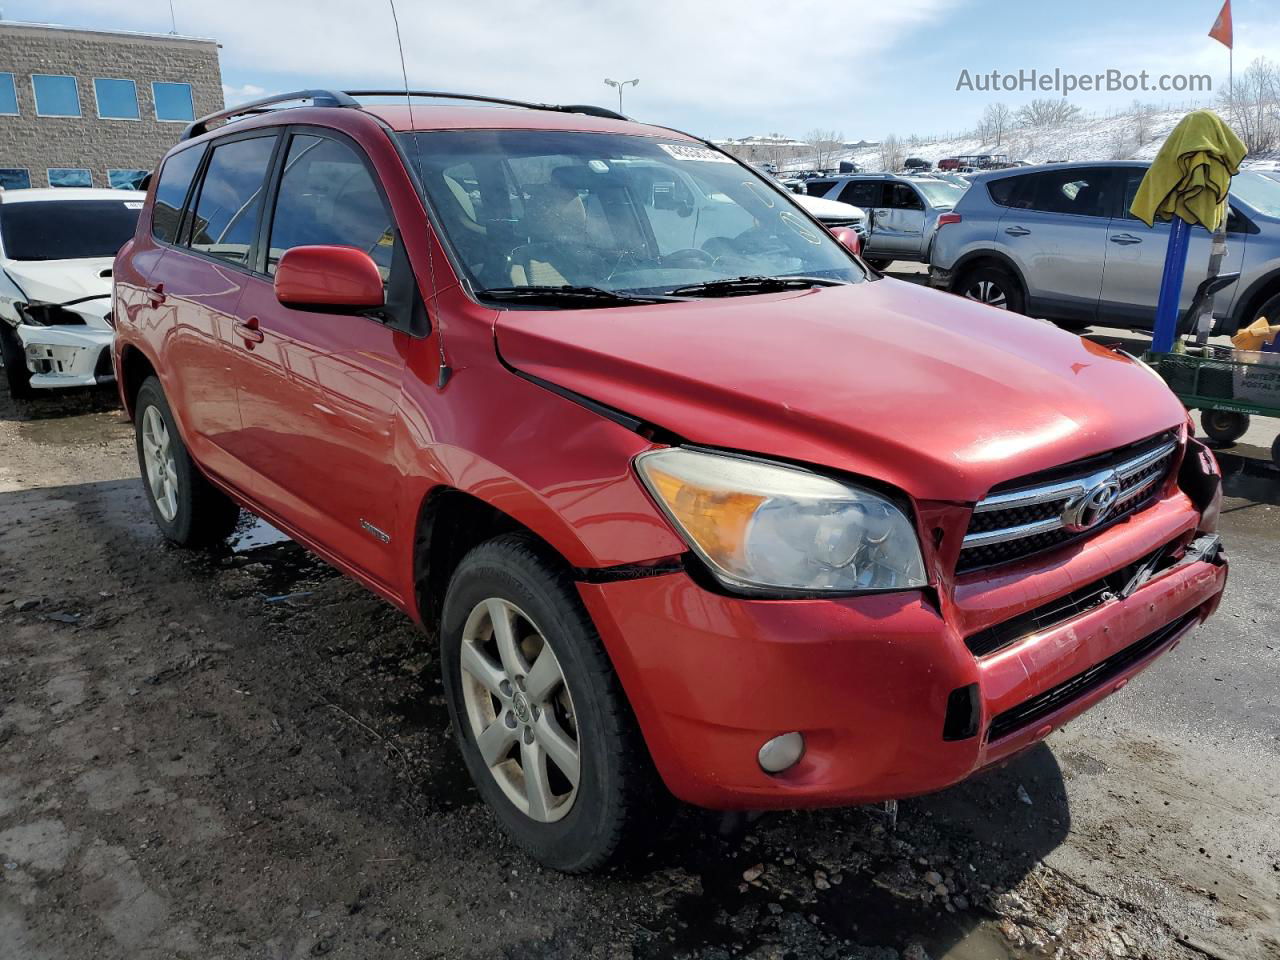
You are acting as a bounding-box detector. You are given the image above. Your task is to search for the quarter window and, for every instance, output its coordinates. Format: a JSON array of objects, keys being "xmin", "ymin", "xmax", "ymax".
[
  {"xmin": 805, "ymin": 179, "xmax": 836, "ymax": 197},
  {"xmin": 0, "ymin": 73, "xmax": 17, "ymax": 115},
  {"xmin": 94, "ymin": 78, "xmax": 140, "ymax": 119},
  {"xmin": 987, "ymin": 176, "xmax": 1023, "ymax": 207},
  {"xmin": 266, "ymin": 134, "xmax": 395, "ymax": 279},
  {"xmin": 152, "ymin": 81, "xmax": 195, "ymax": 122},
  {"xmin": 151, "ymin": 146, "xmax": 204, "ymax": 243},
  {"xmin": 0, "ymin": 169, "xmax": 29, "ymax": 190},
  {"xmin": 33, "ymin": 74, "xmax": 81, "ymax": 117},
  {"xmin": 48, "ymin": 167, "xmax": 92, "ymax": 188},
  {"xmin": 108, "ymin": 169, "xmax": 149, "ymax": 190},
  {"xmin": 187, "ymin": 136, "xmax": 276, "ymax": 265}
]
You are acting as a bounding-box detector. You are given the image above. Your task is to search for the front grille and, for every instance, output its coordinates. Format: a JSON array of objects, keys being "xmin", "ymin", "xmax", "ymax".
[
  {"xmin": 957, "ymin": 432, "xmax": 1179, "ymax": 573},
  {"xmin": 965, "ymin": 537, "xmax": 1183, "ymax": 657},
  {"xmin": 986, "ymin": 610, "xmax": 1199, "ymax": 742},
  {"xmin": 821, "ymin": 216, "xmax": 863, "ymax": 229}
]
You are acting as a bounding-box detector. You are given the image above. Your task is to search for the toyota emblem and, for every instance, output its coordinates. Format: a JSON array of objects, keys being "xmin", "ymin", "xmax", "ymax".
[{"xmin": 1061, "ymin": 470, "xmax": 1123, "ymax": 533}]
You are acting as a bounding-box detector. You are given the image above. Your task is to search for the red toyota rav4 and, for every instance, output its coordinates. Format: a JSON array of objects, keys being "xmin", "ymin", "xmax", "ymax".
[{"xmin": 113, "ymin": 90, "xmax": 1227, "ymax": 872}]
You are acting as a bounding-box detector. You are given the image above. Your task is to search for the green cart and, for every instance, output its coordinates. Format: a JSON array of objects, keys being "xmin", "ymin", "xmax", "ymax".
[{"xmin": 1144, "ymin": 345, "xmax": 1280, "ymax": 465}]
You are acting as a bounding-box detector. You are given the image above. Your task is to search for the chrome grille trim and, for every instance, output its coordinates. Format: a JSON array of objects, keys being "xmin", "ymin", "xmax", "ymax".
[{"xmin": 959, "ymin": 439, "xmax": 1179, "ymax": 564}]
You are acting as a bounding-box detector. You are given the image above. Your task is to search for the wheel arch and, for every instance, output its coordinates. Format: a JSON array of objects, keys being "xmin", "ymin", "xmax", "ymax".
[
  {"xmin": 117, "ymin": 341, "xmax": 160, "ymax": 420},
  {"xmin": 948, "ymin": 249, "xmax": 1030, "ymax": 297},
  {"xmin": 1230, "ymin": 269, "xmax": 1280, "ymax": 337}
]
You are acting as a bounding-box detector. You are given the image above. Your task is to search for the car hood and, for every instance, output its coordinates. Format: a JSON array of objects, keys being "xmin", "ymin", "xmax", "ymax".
[
  {"xmin": 495, "ymin": 278, "xmax": 1186, "ymax": 503},
  {"xmin": 794, "ymin": 194, "xmax": 866, "ymax": 219},
  {"xmin": 2, "ymin": 257, "xmax": 114, "ymax": 325}
]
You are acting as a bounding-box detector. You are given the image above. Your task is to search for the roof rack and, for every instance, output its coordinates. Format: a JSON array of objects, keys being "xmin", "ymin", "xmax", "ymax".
[
  {"xmin": 180, "ymin": 87, "xmax": 627, "ymax": 141},
  {"xmin": 181, "ymin": 89, "xmax": 359, "ymax": 140},
  {"xmin": 343, "ymin": 90, "xmax": 627, "ymax": 121}
]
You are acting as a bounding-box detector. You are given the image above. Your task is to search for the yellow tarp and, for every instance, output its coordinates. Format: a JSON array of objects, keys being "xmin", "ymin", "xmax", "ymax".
[{"xmin": 1129, "ymin": 109, "xmax": 1246, "ymax": 232}]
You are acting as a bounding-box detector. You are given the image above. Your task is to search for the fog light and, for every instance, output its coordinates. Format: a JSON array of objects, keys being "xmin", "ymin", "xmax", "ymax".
[{"xmin": 757, "ymin": 732, "xmax": 805, "ymax": 774}]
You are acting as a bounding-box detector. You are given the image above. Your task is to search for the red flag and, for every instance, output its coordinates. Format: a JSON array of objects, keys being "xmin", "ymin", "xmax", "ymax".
[{"xmin": 1209, "ymin": 0, "xmax": 1233, "ymax": 49}]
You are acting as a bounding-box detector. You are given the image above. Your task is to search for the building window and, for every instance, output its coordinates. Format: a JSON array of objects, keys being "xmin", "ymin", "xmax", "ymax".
[
  {"xmin": 108, "ymin": 169, "xmax": 149, "ymax": 190},
  {"xmin": 0, "ymin": 169, "xmax": 30, "ymax": 189},
  {"xmin": 94, "ymin": 78, "xmax": 140, "ymax": 120},
  {"xmin": 152, "ymin": 82, "xmax": 194, "ymax": 122},
  {"xmin": 32, "ymin": 74, "xmax": 82, "ymax": 117},
  {"xmin": 0, "ymin": 74, "xmax": 17, "ymax": 116},
  {"xmin": 48, "ymin": 168, "xmax": 92, "ymax": 188}
]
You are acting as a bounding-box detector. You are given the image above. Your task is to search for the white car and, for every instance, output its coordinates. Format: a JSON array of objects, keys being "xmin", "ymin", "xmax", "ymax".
[
  {"xmin": 0, "ymin": 187, "xmax": 144, "ymax": 399},
  {"xmin": 792, "ymin": 193, "xmax": 867, "ymax": 245}
]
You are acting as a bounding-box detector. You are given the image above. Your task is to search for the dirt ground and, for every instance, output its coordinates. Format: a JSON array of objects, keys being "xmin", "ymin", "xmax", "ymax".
[{"xmin": 1, "ymin": 377, "xmax": 1278, "ymax": 960}]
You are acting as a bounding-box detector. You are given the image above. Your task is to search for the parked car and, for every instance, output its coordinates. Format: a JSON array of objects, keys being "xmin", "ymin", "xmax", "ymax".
[
  {"xmin": 114, "ymin": 89, "xmax": 1228, "ymax": 873},
  {"xmin": 792, "ymin": 193, "xmax": 867, "ymax": 245},
  {"xmin": 804, "ymin": 173, "xmax": 968, "ymax": 269},
  {"xmin": 902, "ymin": 157, "xmax": 932, "ymax": 172},
  {"xmin": 929, "ymin": 160, "xmax": 1280, "ymax": 334},
  {"xmin": 0, "ymin": 187, "xmax": 144, "ymax": 399}
]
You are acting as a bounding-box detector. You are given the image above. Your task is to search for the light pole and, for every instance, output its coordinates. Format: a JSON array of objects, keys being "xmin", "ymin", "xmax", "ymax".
[{"xmin": 603, "ymin": 78, "xmax": 639, "ymax": 114}]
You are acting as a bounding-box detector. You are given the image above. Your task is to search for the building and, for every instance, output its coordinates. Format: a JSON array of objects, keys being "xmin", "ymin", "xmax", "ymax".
[{"xmin": 0, "ymin": 20, "xmax": 223, "ymax": 191}]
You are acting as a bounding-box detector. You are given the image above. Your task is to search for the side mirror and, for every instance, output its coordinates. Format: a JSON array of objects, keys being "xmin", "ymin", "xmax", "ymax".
[
  {"xmin": 274, "ymin": 245, "xmax": 385, "ymax": 312},
  {"xmin": 830, "ymin": 226, "xmax": 862, "ymax": 257}
]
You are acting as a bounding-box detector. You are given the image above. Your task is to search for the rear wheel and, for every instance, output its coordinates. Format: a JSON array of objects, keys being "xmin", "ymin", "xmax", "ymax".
[
  {"xmin": 1200, "ymin": 409, "xmax": 1250, "ymax": 445},
  {"xmin": 440, "ymin": 535, "xmax": 663, "ymax": 872},
  {"xmin": 0, "ymin": 323, "xmax": 34, "ymax": 401},
  {"xmin": 958, "ymin": 264, "xmax": 1026, "ymax": 314},
  {"xmin": 134, "ymin": 376, "xmax": 240, "ymax": 546}
]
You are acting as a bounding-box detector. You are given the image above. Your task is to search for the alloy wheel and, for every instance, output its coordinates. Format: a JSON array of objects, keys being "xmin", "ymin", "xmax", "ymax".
[
  {"xmin": 141, "ymin": 405, "xmax": 179, "ymax": 522},
  {"xmin": 965, "ymin": 279, "xmax": 1008, "ymax": 308},
  {"xmin": 458, "ymin": 597, "xmax": 581, "ymax": 822}
]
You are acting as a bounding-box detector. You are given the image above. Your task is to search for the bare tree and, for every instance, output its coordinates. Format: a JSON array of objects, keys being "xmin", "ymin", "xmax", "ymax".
[
  {"xmin": 805, "ymin": 128, "xmax": 845, "ymax": 171},
  {"xmin": 1108, "ymin": 124, "xmax": 1132, "ymax": 160},
  {"xmin": 979, "ymin": 102, "xmax": 1012, "ymax": 146},
  {"xmin": 1131, "ymin": 100, "xmax": 1157, "ymax": 146},
  {"xmin": 1218, "ymin": 56, "xmax": 1279, "ymax": 154},
  {"xmin": 878, "ymin": 134, "xmax": 903, "ymax": 172},
  {"xmin": 1016, "ymin": 98, "xmax": 1082, "ymax": 128}
]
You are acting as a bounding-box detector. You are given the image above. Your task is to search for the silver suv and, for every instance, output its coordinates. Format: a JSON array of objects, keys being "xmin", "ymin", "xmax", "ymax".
[
  {"xmin": 929, "ymin": 160, "xmax": 1280, "ymax": 334},
  {"xmin": 804, "ymin": 173, "xmax": 968, "ymax": 270}
]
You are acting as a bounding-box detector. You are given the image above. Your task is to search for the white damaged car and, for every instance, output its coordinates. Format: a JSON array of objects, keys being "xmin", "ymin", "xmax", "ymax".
[{"xmin": 0, "ymin": 187, "xmax": 144, "ymax": 399}]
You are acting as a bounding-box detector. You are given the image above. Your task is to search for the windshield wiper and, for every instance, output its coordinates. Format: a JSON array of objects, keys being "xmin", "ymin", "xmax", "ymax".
[
  {"xmin": 666, "ymin": 275, "xmax": 848, "ymax": 298},
  {"xmin": 477, "ymin": 285, "xmax": 683, "ymax": 307}
]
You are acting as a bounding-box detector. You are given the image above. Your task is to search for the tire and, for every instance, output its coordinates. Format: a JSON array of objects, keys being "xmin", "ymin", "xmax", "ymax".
[
  {"xmin": 1200, "ymin": 409, "xmax": 1250, "ymax": 445},
  {"xmin": 0, "ymin": 322, "xmax": 35, "ymax": 401},
  {"xmin": 1272, "ymin": 432, "xmax": 1280, "ymax": 468},
  {"xmin": 1251, "ymin": 292, "xmax": 1280, "ymax": 331},
  {"xmin": 957, "ymin": 264, "xmax": 1026, "ymax": 314},
  {"xmin": 133, "ymin": 376, "xmax": 240, "ymax": 546},
  {"xmin": 864, "ymin": 258, "xmax": 893, "ymax": 271},
  {"xmin": 439, "ymin": 534, "xmax": 663, "ymax": 872}
]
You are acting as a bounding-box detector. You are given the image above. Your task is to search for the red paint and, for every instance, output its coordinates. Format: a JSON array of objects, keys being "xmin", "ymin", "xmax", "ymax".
[
  {"xmin": 113, "ymin": 103, "xmax": 1228, "ymax": 810},
  {"xmin": 274, "ymin": 245, "xmax": 385, "ymax": 309}
]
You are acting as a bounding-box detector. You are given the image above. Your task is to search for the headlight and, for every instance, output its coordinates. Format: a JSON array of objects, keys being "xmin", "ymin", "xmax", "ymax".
[{"xmin": 636, "ymin": 448, "xmax": 927, "ymax": 594}]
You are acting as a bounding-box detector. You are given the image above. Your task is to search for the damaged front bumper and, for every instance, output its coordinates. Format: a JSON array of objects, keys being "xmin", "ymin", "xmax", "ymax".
[{"xmin": 14, "ymin": 323, "xmax": 115, "ymax": 389}]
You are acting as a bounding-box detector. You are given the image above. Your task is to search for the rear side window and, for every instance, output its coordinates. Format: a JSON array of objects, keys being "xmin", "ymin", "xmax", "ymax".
[
  {"xmin": 987, "ymin": 176, "xmax": 1023, "ymax": 207},
  {"xmin": 187, "ymin": 135, "xmax": 276, "ymax": 266},
  {"xmin": 151, "ymin": 146, "xmax": 203, "ymax": 244},
  {"xmin": 805, "ymin": 179, "xmax": 836, "ymax": 197},
  {"xmin": 1020, "ymin": 168, "xmax": 1114, "ymax": 218},
  {"xmin": 266, "ymin": 134, "xmax": 395, "ymax": 279},
  {"xmin": 838, "ymin": 181, "xmax": 883, "ymax": 207}
]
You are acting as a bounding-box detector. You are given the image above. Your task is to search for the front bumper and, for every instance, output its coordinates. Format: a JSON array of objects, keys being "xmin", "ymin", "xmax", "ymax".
[
  {"xmin": 14, "ymin": 324, "xmax": 114, "ymax": 389},
  {"xmin": 579, "ymin": 497, "xmax": 1226, "ymax": 810}
]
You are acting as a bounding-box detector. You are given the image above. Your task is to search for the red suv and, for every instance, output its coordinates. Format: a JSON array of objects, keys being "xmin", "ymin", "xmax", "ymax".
[{"xmin": 113, "ymin": 90, "xmax": 1228, "ymax": 872}]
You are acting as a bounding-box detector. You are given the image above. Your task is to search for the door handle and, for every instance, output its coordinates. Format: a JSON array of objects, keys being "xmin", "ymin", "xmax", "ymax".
[
  {"xmin": 1110, "ymin": 233, "xmax": 1143, "ymax": 245},
  {"xmin": 1004, "ymin": 225, "xmax": 1031, "ymax": 237},
  {"xmin": 233, "ymin": 316, "xmax": 265, "ymax": 347},
  {"xmin": 147, "ymin": 282, "xmax": 166, "ymax": 306}
]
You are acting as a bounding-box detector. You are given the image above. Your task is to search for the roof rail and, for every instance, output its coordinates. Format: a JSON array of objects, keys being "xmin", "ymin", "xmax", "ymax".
[
  {"xmin": 181, "ymin": 88, "xmax": 359, "ymax": 141},
  {"xmin": 343, "ymin": 90, "xmax": 628, "ymax": 122}
]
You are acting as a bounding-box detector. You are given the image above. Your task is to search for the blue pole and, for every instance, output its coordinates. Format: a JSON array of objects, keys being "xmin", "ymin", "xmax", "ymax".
[{"xmin": 1152, "ymin": 215, "xmax": 1192, "ymax": 353}]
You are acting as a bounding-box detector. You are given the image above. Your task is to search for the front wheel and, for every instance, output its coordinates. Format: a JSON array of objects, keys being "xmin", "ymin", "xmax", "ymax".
[
  {"xmin": 1200, "ymin": 409, "xmax": 1251, "ymax": 445},
  {"xmin": 134, "ymin": 376, "xmax": 240, "ymax": 546},
  {"xmin": 0, "ymin": 323, "xmax": 34, "ymax": 401},
  {"xmin": 440, "ymin": 535, "xmax": 663, "ymax": 872}
]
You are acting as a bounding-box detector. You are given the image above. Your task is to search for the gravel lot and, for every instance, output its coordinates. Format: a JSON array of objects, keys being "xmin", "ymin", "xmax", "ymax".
[{"xmin": 1, "ymin": 355, "xmax": 1278, "ymax": 959}]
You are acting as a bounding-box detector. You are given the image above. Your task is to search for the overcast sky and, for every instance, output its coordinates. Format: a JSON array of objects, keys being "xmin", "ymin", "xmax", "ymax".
[{"xmin": 15, "ymin": 0, "xmax": 1279, "ymax": 140}]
